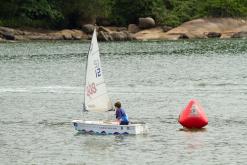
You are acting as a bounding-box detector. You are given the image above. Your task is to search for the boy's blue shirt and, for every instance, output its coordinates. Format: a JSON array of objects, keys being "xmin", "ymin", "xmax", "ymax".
[{"xmin": 116, "ymin": 108, "xmax": 129, "ymax": 122}]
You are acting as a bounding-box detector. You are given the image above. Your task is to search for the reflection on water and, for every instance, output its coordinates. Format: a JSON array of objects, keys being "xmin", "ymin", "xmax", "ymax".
[
  {"xmin": 0, "ymin": 39, "xmax": 247, "ymax": 164},
  {"xmin": 179, "ymin": 128, "xmax": 207, "ymax": 132}
]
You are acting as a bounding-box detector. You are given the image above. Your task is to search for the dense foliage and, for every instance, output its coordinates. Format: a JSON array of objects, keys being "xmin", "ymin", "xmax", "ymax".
[{"xmin": 0, "ymin": 0, "xmax": 246, "ymax": 28}]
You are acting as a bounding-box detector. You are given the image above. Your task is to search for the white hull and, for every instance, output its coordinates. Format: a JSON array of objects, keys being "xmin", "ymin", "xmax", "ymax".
[{"xmin": 72, "ymin": 120, "xmax": 148, "ymax": 135}]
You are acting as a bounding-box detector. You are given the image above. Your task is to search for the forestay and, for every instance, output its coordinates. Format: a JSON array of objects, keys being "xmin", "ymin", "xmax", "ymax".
[{"xmin": 84, "ymin": 29, "xmax": 113, "ymax": 112}]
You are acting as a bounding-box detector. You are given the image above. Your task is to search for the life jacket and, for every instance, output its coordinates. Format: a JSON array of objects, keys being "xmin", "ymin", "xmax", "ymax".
[
  {"xmin": 116, "ymin": 108, "xmax": 129, "ymax": 122},
  {"xmin": 121, "ymin": 113, "xmax": 128, "ymax": 122}
]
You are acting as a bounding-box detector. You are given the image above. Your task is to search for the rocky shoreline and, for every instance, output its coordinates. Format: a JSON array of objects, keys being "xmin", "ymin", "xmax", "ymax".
[{"xmin": 0, "ymin": 18, "xmax": 247, "ymax": 42}]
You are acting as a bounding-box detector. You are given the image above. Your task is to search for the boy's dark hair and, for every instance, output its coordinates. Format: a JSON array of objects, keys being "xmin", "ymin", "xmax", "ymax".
[{"xmin": 114, "ymin": 101, "xmax": 121, "ymax": 108}]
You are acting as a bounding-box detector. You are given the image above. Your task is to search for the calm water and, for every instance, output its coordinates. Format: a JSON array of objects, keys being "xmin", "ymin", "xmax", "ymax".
[{"xmin": 0, "ymin": 39, "xmax": 247, "ymax": 164}]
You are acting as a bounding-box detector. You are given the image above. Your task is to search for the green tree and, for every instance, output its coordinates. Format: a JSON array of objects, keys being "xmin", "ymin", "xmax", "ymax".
[
  {"xmin": 57, "ymin": 0, "xmax": 111, "ymax": 28},
  {"xmin": 0, "ymin": 0, "xmax": 63, "ymax": 28},
  {"xmin": 162, "ymin": 0, "xmax": 205, "ymax": 27},
  {"xmin": 110, "ymin": 0, "xmax": 166, "ymax": 26},
  {"xmin": 204, "ymin": 0, "xmax": 247, "ymax": 17},
  {"xmin": 0, "ymin": 0, "xmax": 247, "ymax": 29}
]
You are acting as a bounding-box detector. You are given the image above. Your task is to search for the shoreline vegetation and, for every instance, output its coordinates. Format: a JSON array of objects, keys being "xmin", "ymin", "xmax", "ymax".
[
  {"xmin": 0, "ymin": 0, "xmax": 247, "ymax": 42},
  {"xmin": 0, "ymin": 18, "xmax": 246, "ymax": 42}
]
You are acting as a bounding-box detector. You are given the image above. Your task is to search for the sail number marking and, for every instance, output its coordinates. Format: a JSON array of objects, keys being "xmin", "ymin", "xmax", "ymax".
[
  {"xmin": 94, "ymin": 60, "xmax": 101, "ymax": 78},
  {"xmin": 95, "ymin": 68, "xmax": 101, "ymax": 78},
  {"xmin": 86, "ymin": 83, "xmax": 97, "ymax": 96}
]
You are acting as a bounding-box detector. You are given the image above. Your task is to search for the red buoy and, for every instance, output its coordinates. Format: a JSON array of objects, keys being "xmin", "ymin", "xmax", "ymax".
[{"xmin": 178, "ymin": 99, "xmax": 208, "ymax": 129}]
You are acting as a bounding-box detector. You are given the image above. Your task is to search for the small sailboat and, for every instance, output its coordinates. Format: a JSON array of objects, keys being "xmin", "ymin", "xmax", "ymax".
[{"xmin": 72, "ymin": 29, "xmax": 148, "ymax": 135}]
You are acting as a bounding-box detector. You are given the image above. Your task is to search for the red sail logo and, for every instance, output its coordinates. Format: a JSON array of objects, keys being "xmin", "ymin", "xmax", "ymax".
[{"xmin": 86, "ymin": 83, "xmax": 97, "ymax": 96}]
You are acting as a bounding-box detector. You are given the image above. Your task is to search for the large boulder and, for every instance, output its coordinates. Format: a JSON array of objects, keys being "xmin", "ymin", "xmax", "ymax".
[
  {"xmin": 48, "ymin": 33, "xmax": 64, "ymax": 40},
  {"xmin": 231, "ymin": 31, "xmax": 247, "ymax": 38},
  {"xmin": 206, "ymin": 32, "xmax": 221, "ymax": 38},
  {"xmin": 97, "ymin": 30, "xmax": 135, "ymax": 41},
  {"xmin": 115, "ymin": 27, "xmax": 127, "ymax": 32},
  {"xmin": 1, "ymin": 31, "xmax": 15, "ymax": 40},
  {"xmin": 0, "ymin": 33, "xmax": 5, "ymax": 41},
  {"xmin": 14, "ymin": 35, "xmax": 27, "ymax": 40},
  {"xmin": 134, "ymin": 27, "xmax": 168, "ymax": 40},
  {"xmin": 0, "ymin": 27, "xmax": 15, "ymax": 40},
  {"xmin": 0, "ymin": 27, "xmax": 15, "ymax": 33},
  {"xmin": 0, "ymin": 26, "xmax": 89, "ymax": 41},
  {"xmin": 178, "ymin": 33, "xmax": 189, "ymax": 39},
  {"xmin": 166, "ymin": 18, "xmax": 247, "ymax": 40},
  {"xmin": 112, "ymin": 31, "xmax": 135, "ymax": 41},
  {"xmin": 54, "ymin": 29, "xmax": 87, "ymax": 40},
  {"xmin": 97, "ymin": 31, "xmax": 113, "ymax": 41},
  {"xmin": 98, "ymin": 26, "xmax": 111, "ymax": 33},
  {"xmin": 104, "ymin": 26, "xmax": 127, "ymax": 32},
  {"xmin": 111, "ymin": 32, "xmax": 126, "ymax": 41},
  {"xmin": 60, "ymin": 30, "xmax": 73, "ymax": 40},
  {"xmin": 82, "ymin": 24, "xmax": 95, "ymax": 34},
  {"xmin": 138, "ymin": 17, "xmax": 155, "ymax": 29},
  {"xmin": 111, "ymin": 31, "xmax": 134, "ymax": 41},
  {"xmin": 71, "ymin": 29, "xmax": 87, "ymax": 40},
  {"xmin": 123, "ymin": 31, "xmax": 135, "ymax": 40},
  {"xmin": 162, "ymin": 25, "xmax": 172, "ymax": 32},
  {"xmin": 26, "ymin": 34, "xmax": 50, "ymax": 40},
  {"xmin": 128, "ymin": 24, "xmax": 140, "ymax": 33}
]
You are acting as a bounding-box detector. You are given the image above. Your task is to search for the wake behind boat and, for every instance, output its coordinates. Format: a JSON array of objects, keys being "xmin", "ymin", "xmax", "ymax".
[{"xmin": 72, "ymin": 29, "xmax": 148, "ymax": 135}]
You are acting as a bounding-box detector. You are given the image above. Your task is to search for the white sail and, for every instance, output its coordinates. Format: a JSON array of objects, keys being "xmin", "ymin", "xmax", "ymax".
[{"xmin": 84, "ymin": 29, "xmax": 113, "ymax": 112}]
